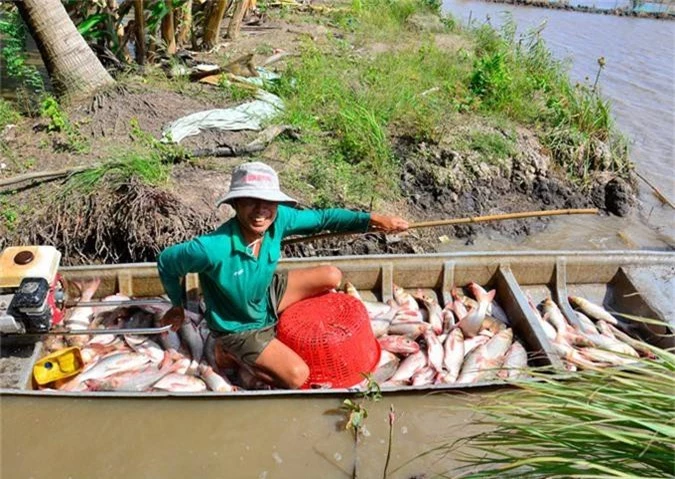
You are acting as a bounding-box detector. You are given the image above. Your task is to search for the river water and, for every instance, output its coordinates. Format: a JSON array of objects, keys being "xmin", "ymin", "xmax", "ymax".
[
  {"xmin": 439, "ymin": 0, "xmax": 675, "ymax": 252},
  {"xmin": 1, "ymin": 5, "xmax": 674, "ymax": 479}
]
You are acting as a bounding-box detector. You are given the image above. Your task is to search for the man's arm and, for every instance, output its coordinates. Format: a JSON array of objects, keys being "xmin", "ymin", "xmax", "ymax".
[
  {"xmin": 157, "ymin": 239, "xmax": 211, "ymax": 307},
  {"xmin": 280, "ymin": 206, "xmax": 408, "ymax": 236},
  {"xmin": 156, "ymin": 239, "xmax": 212, "ymax": 331}
]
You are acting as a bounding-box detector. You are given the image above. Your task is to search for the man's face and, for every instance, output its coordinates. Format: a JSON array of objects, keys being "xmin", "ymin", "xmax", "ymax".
[{"xmin": 234, "ymin": 197, "xmax": 278, "ymax": 238}]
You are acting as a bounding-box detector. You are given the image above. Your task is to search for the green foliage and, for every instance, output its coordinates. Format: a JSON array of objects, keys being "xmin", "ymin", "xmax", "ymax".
[
  {"xmin": 0, "ymin": 99, "xmax": 21, "ymax": 131},
  {"xmin": 463, "ymin": 16, "xmax": 629, "ymax": 183},
  {"xmin": 467, "ymin": 130, "xmax": 516, "ymax": 165},
  {"xmin": 40, "ymin": 96, "xmax": 68, "ymax": 132},
  {"xmin": 447, "ymin": 346, "xmax": 675, "ymax": 478},
  {"xmin": 275, "ymin": 32, "xmax": 471, "ymax": 207},
  {"xmin": 469, "ymin": 51, "xmax": 512, "ymax": 108},
  {"xmin": 0, "ymin": 6, "xmax": 44, "ymax": 92},
  {"xmin": 39, "ymin": 96, "xmax": 89, "ymax": 153},
  {"xmin": 62, "ymin": 119, "xmax": 186, "ymax": 194},
  {"xmin": 340, "ymin": 374, "xmax": 382, "ymax": 438},
  {"xmin": 0, "ymin": 203, "xmax": 18, "ymax": 231}
]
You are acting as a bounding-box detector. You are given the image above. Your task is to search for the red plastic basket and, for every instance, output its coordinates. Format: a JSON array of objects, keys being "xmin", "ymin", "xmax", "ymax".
[{"xmin": 278, "ymin": 293, "xmax": 380, "ymax": 389}]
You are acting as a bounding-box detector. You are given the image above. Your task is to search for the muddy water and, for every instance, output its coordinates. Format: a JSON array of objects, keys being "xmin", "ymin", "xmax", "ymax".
[
  {"xmin": 1, "ymin": 9, "xmax": 673, "ymax": 478},
  {"xmin": 440, "ymin": 0, "xmax": 675, "ymax": 251},
  {"xmin": 1, "ymin": 392, "xmax": 486, "ymax": 478}
]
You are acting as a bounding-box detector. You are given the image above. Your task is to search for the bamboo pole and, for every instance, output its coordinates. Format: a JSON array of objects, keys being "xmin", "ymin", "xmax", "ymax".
[
  {"xmin": 634, "ymin": 170, "xmax": 675, "ymax": 209},
  {"xmin": 282, "ymin": 208, "xmax": 599, "ymax": 246}
]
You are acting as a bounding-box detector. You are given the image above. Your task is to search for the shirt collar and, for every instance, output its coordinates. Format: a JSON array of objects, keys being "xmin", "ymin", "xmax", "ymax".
[{"xmin": 230, "ymin": 220, "xmax": 275, "ymax": 256}]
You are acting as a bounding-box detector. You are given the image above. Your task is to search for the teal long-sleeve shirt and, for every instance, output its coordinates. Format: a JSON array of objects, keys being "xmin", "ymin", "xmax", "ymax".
[{"xmin": 157, "ymin": 205, "xmax": 371, "ymax": 333}]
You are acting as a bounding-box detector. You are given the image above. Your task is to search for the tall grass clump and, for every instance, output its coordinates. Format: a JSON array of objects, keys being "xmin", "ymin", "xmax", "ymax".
[
  {"xmin": 0, "ymin": 99, "xmax": 21, "ymax": 130},
  {"xmin": 443, "ymin": 347, "xmax": 675, "ymax": 478},
  {"xmin": 466, "ymin": 17, "xmax": 629, "ymax": 184},
  {"xmin": 61, "ymin": 120, "xmax": 186, "ymax": 194},
  {"xmin": 275, "ymin": 0, "xmax": 470, "ymax": 206}
]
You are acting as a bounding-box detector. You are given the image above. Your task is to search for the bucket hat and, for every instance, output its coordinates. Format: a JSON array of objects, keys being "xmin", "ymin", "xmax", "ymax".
[{"xmin": 216, "ymin": 162, "xmax": 297, "ymax": 206}]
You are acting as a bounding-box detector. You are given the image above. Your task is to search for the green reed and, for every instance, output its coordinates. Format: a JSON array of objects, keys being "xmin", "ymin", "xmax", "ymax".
[{"xmin": 443, "ymin": 347, "xmax": 675, "ymax": 478}]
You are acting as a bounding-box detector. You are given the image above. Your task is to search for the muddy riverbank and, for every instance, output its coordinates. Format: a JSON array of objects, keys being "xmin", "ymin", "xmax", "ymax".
[
  {"xmin": 479, "ymin": 0, "xmax": 674, "ymax": 19},
  {"xmin": 0, "ymin": 1, "xmax": 642, "ymax": 265}
]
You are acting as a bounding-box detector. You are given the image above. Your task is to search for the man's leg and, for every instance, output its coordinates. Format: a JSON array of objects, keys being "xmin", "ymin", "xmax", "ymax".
[
  {"xmin": 277, "ymin": 265, "xmax": 342, "ymax": 312},
  {"xmin": 254, "ymin": 339, "xmax": 309, "ymax": 389},
  {"xmin": 254, "ymin": 265, "xmax": 343, "ymax": 389}
]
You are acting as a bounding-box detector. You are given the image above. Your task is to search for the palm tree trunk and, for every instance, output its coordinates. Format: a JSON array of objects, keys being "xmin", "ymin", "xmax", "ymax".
[
  {"xmin": 226, "ymin": 0, "xmax": 249, "ymax": 40},
  {"xmin": 175, "ymin": 0, "xmax": 192, "ymax": 46},
  {"xmin": 16, "ymin": 0, "xmax": 114, "ymax": 100},
  {"xmin": 134, "ymin": 0, "xmax": 146, "ymax": 66},
  {"xmin": 161, "ymin": 0, "xmax": 176, "ymax": 55},
  {"xmin": 203, "ymin": 0, "xmax": 229, "ymax": 50}
]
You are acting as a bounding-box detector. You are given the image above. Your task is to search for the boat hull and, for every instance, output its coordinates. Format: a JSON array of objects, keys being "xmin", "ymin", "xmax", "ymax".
[{"xmin": 1, "ymin": 250, "xmax": 672, "ymax": 397}]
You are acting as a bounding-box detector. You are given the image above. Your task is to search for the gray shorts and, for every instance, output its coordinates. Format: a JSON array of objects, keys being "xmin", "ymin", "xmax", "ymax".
[{"xmin": 213, "ymin": 271, "xmax": 288, "ymax": 367}]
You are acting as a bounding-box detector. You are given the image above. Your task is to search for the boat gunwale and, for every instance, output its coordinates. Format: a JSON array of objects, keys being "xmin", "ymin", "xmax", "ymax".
[{"xmin": 56, "ymin": 250, "xmax": 675, "ymax": 272}]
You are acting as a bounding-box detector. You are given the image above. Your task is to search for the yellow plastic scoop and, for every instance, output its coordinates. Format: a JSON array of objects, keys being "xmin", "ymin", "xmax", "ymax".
[{"xmin": 33, "ymin": 347, "xmax": 84, "ymax": 386}]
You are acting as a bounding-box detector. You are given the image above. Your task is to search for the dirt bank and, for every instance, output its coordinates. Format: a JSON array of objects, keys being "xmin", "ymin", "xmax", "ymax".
[{"xmin": 0, "ymin": 6, "xmax": 636, "ymax": 264}]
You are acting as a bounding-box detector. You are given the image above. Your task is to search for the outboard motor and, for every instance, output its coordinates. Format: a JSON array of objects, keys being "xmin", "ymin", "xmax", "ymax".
[{"xmin": 0, "ymin": 246, "xmax": 64, "ymax": 334}]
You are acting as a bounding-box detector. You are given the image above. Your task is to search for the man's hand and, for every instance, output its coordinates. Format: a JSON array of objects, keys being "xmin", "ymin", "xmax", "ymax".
[
  {"xmin": 369, "ymin": 213, "xmax": 409, "ymax": 233},
  {"xmin": 160, "ymin": 305, "xmax": 185, "ymax": 332}
]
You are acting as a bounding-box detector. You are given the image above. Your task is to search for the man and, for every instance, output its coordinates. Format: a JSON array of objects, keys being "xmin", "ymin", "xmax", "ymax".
[{"xmin": 158, "ymin": 161, "xmax": 408, "ymax": 388}]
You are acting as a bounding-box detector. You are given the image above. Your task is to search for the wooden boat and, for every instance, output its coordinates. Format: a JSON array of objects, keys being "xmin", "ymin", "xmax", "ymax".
[{"xmin": 1, "ymin": 250, "xmax": 672, "ymax": 397}]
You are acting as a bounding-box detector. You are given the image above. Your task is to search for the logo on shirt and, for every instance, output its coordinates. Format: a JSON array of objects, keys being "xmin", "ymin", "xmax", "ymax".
[{"xmin": 234, "ymin": 269, "xmax": 244, "ymax": 276}]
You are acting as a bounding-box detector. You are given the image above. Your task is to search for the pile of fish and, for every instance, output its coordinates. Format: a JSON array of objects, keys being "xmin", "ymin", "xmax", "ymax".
[
  {"xmin": 41, "ymin": 278, "xmax": 240, "ymax": 393},
  {"xmin": 525, "ymin": 293, "xmax": 653, "ymax": 371},
  {"xmin": 343, "ymin": 281, "xmax": 530, "ymax": 388}
]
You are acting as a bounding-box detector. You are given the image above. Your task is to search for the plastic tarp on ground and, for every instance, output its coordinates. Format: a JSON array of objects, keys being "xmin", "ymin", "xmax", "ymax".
[{"xmin": 161, "ymin": 70, "xmax": 283, "ymax": 144}]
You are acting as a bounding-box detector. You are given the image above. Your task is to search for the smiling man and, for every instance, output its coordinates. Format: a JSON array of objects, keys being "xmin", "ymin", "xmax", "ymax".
[{"xmin": 157, "ymin": 162, "xmax": 408, "ymax": 389}]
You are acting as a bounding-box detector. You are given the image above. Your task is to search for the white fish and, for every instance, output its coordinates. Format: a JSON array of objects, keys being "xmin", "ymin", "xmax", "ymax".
[
  {"xmin": 371, "ymin": 351, "xmax": 400, "ymax": 384},
  {"xmin": 442, "ymin": 328, "xmax": 465, "ymax": 383},
  {"xmin": 441, "ymin": 305, "xmax": 455, "ymax": 333},
  {"xmin": 387, "ymin": 321, "xmax": 429, "ymax": 339},
  {"xmin": 498, "ymin": 341, "xmax": 528, "ymax": 379},
  {"xmin": 390, "ymin": 350, "xmax": 427, "ymax": 382},
  {"xmin": 393, "ymin": 285, "xmax": 419, "ymax": 311},
  {"xmin": 457, "ymin": 283, "xmax": 496, "ymax": 338},
  {"xmin": 568, "ymin": 296, "xmax": 618, "ymax": 325},
  {"xmin": 65, "ymin": 278, "xmax": 101, "ymax": 347},
  {"xmin": 424, "ymin": 330, "xmax": 444, "ymax": 373},
  {"xmin": 179, "ymin": 319, "xmax": 205, "ymax": 362},
  {"xmin": 154, "ymin": 373, "xmax": 209, "ymax": 392},
  {"xmin": 457, "ymin": 328, "xmax": 513, "ymax": 384},
  {"xmin": 578, "ymin": 347, "xmax": 638, "ymax": 366},
  {"xmin": 378, "ymin": 335, "xmax": 420, "ymax": 354},
  {"xmin": 411, "ymin": 366, "xmax": 436, "ymax": 386},
  {"xmin": 551, "ymin": 340, "xmax": 598, "ymax": 370},
  {"xmin": 463, "ymin": 335, "xmax": 490, "ymax": 358},
  {"xmin": 600, "ymin": 321, "xmax": 656, "ymax": 359},
  {"xmin": 415, "ymin": 291, "xmax": 444, "ymax": 335},
  {"xmin": 574, "ymin": 311, "xmax": 599, "ymax": 335},
  {"xmin": 541, "ymin": 297, "xmax": 570, "ymax": 335}
]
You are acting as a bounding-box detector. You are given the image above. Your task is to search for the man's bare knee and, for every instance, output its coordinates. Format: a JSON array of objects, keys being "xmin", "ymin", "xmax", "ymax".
[
  {"xmin": 322, "ymin": 265, "xmax": 342, "ymax": 289},
  {"xmin": 285, "ymin": 362, "xmax": 310, "ymax": 389}
]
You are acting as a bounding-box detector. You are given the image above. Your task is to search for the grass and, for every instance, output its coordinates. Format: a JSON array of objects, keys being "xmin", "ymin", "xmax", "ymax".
[
  {"xmin": 61, "ymin": 119, "xmax": 187, "ymax": 194},
  {"xmin": 269, "ymin": 0, "xmax": 629, "ymax": 208},
  {"xmin": 439, "ymin": 345, "xmax": 675, "ymax": 478},
  {"xmin": 0, "ymin": 98, "xmax": 20, "ymax": 131}
]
